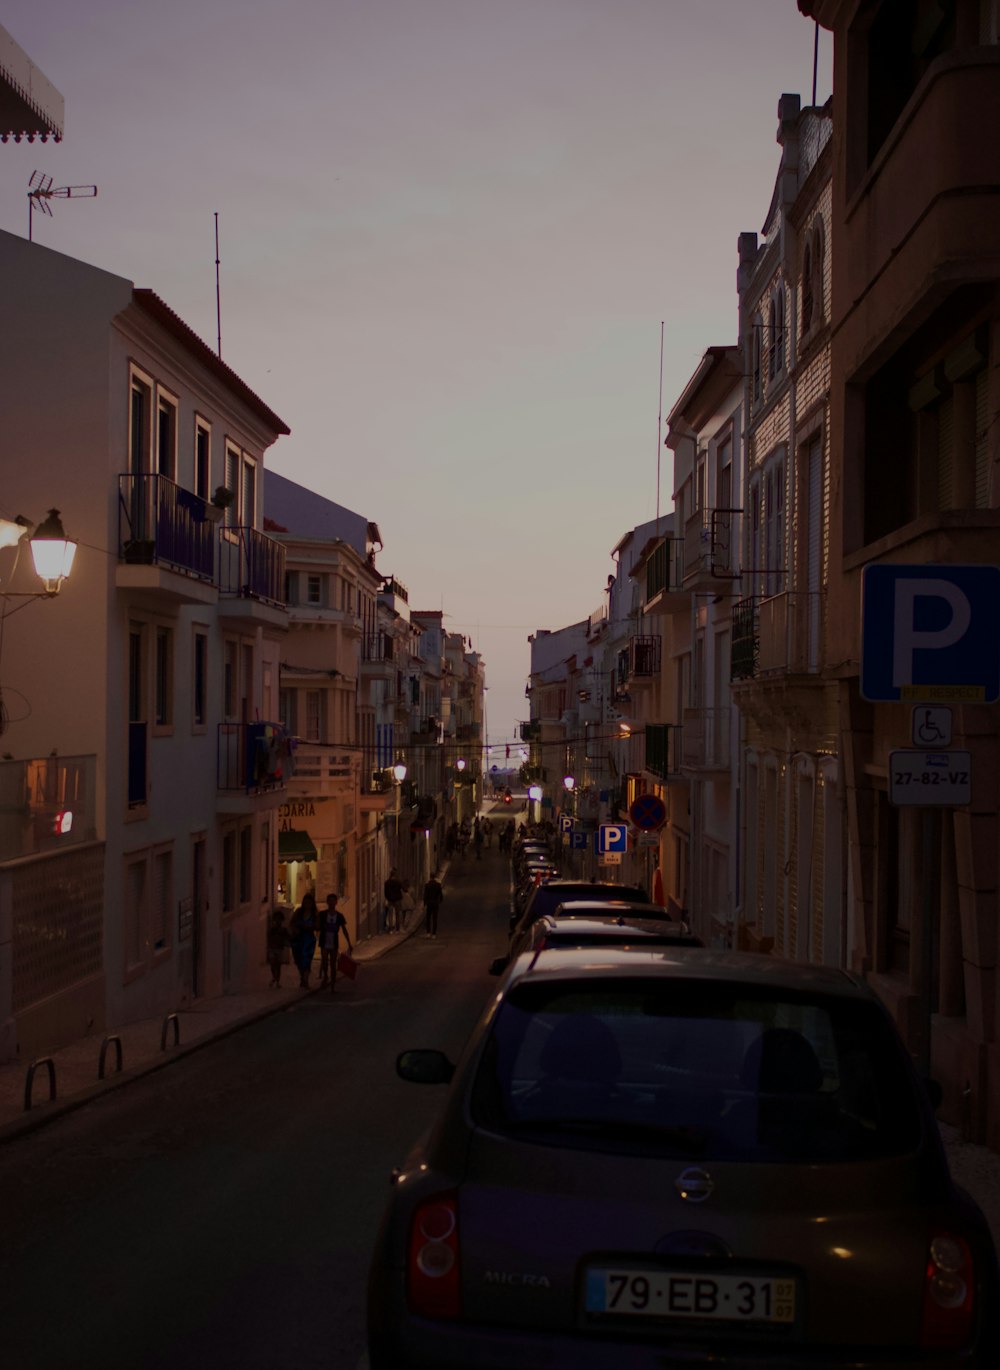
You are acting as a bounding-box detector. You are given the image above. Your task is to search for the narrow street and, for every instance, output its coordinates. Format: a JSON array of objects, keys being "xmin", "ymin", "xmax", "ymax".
[{"xmin": 0, "ymin": 841, "xmax": 513, "ymax": 1370}]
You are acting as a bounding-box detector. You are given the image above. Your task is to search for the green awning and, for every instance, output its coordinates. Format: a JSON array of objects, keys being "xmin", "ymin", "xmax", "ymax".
[{"xmin": 278, "ymin": 829, "xmax": 317, "ymax": 862}]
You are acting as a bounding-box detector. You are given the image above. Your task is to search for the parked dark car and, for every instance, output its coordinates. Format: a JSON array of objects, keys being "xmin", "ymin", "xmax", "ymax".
[
  {"xmin": 368, "ymin": 947, "xmax": 999, "ymax": 1369},
  {"xmin": 509, "ymin": 878, "xmax": 651, "ymax": 940},
  {"xmin": 489, "ymin": 912, "xmax": 703, "ymax": 975}
]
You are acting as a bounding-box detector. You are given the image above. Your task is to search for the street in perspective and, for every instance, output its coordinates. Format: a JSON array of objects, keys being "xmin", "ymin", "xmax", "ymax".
[{"xmin": 4, "ymin": 5, "xmax": 1000, "ymax": 1370}]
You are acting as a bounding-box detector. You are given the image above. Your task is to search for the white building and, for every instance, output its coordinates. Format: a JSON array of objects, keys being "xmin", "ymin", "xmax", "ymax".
[{"xmin": 0, "ymin": 231, "xmax": 289, "ymax": 1059}]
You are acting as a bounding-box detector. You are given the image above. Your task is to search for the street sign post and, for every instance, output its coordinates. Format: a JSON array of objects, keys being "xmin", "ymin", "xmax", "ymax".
[
  {"xmin": 559, "ymin": 814, "xmax": 572, "ymax": 834},
  {"xmin": 629, "ymin": 794, "xmax": 667, "ymax": 831},
  {"xmin": 861, "ymin": 564, "xmax": 1000, "ymax": 702},
  {"xmin": 889, "ymin": 750, "xmax": 971, "ymax": 806},
  {"xmin": 570, "ymin": 831, "xmax": 588, "ymax": 850},
  {"xmin": 598, "ymin": 823, "xmax": 628, "ymax": 854}
]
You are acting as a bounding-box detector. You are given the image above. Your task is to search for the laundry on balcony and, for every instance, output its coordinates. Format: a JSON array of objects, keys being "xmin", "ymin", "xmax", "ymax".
[{"xmin": 278, "ymin": 829, "xmax": 317, "ymax": 863}]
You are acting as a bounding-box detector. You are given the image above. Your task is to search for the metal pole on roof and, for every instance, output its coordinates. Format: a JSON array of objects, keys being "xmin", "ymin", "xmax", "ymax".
[{"xmin": 215, "ymin": 212, "xmax": 222, "ymax": 359}]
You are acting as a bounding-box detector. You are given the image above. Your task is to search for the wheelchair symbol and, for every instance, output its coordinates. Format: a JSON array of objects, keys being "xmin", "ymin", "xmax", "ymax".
[{"xmin": 912, "ymin": 707, "xmax": 952, "ymax": 748}]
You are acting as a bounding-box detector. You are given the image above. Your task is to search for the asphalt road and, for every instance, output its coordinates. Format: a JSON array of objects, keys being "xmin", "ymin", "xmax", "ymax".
[{"xmin": 0, "ymin": 844, "xmax": 512, "ymax": 1370}]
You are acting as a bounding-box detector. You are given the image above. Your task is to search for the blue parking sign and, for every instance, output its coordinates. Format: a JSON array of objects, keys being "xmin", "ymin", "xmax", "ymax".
[
  {"xmin": 598, "ymin": 823, "xmax": 627, "ymax": 853},
  {"xmin": 861, "ymin": 564, "xmax": 1000, "ymax": 702}
]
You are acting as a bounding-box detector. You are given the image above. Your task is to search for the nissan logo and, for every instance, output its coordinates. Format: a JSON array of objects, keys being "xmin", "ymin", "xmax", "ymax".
[{"xmin": 675, "ymin": 1166, "xmax": 714, "ymax": 1203}]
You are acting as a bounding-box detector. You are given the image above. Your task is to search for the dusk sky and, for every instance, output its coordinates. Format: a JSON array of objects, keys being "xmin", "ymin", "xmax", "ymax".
[{"xmin": 3, "ymin": 2, "xmax": 830, "ymax": 753}]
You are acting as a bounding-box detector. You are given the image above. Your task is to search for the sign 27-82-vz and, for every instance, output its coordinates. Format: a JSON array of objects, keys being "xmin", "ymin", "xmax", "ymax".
[{"xmin": 889, "ymin": 750, "xmax": 971, "ymax": 806}]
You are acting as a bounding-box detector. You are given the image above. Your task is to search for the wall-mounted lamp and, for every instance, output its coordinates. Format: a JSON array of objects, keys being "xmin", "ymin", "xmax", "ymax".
[
  {"xmin": 456, "ymin": 758, "xmax": 466, "ymax": 772},
  {"xmin": 392, "ymin": 761, "xmax": 408, "ymax": 783},
  {"xmin": 527, "ymin": 784, "xmax": 542, "ymax": 802},
  {"xmin": 0, "ymin": 508, "xmax": 77, "ymax": 600},
  {"xmin": 563, "ymin": 775, "xmax": 575, "ymax": 791}
]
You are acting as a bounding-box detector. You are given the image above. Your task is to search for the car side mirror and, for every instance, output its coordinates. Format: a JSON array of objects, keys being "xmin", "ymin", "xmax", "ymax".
[
  {"xmin": 397, "ymin": 1049, "xmax": 455, "ymax": 1085},
  {"xmin": 489, "ymin": 955, "xmax": 510, "ymax": 976}
]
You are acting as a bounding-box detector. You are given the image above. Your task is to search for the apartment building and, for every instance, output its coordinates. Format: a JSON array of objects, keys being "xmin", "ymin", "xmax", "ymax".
[
  {"xmin": 802, "ymin": 0, "xmax": 1000, "ymax": 1142},
  {"xmin": 0, "ymin": 231, "xmax": 289, "ymax": 1058},
  {"xmin": 731, "ymin": 92, "xmax": 841, "ymax": 964}
]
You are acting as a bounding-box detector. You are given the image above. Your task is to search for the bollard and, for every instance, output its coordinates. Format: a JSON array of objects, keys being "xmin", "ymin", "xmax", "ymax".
[
  {"xmin": 98, "ymin": 1034, "xmax": 123, "ymax": 1080},
  {"xmin": 160, "ymin": 1012, "xmax": 180, "ymax": 1051},
  {"xmin": 24, "ymin": 1057, "xmax": 56, "ymax": 1112}
]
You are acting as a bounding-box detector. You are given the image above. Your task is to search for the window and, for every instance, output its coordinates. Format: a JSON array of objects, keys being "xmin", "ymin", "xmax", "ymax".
[
  {"xmin": 279, "ymin": 688, "xmax": 295, "ymax": 734},
  {"xmin": 157, "ymin": 394, "xmax": 177, "ymax": 480},
  {"xmin": 865, "ymin": 0, "xmax": 956, "ymax": 170},
  {"xmin": 801, "ymin": 242, "xmax": 813, "ymax": 333},
  {"xmin": 152, "ymin": 847, "xmax": 172, "ymax": 953},
  {"xmin": 764, "ymin": 455, "xmax": 785, "ymax": 598},
  {"xmin": 195, "ymin": 422, "xmax": 210, "ymax": 502},
  {"xmin": 306, "ymin": 573, "xmax": 322, "ymax": 606},
  {"xmin": 224, "ymin": 446, "xmax": 239, "ymax": 528},
  {"xmin": 193, "ymin": 630, "xmax": 208, "ymax": 728},
  {"xmin": 241, "ymin": 643, "xmax": 254, "ymax": 722},
  {"xmin": 751, "ymin": 317, "xmax": 762, "ymax": 405},
  {"xmin": 284, "ymin": 571, "xmax": 298, "ymax": 605},
  {"xmin": 223, "ymin": 640, "xmax": 238, "ymax": 719},
  {"xmin": 128, "ymin": 623, "xmax": 148, "ymax": 809},
  {"xmin": 124, "ymin": 856, "xmax": 146, "ymax": 973},
  {"xmin": 768, "ymin": 298, "xmax": 777, "ymax": 380},
  {"xmin": 241, "ymin": 456, "xmax": 256, "ymax": 528},
  {"xmin": 239, "ymin": 825, "xmax": 252, "ymax": 906},
  {"xmin": 154, "ymin": 626, "xmax": 173, "ymax": 728},
  {"xmin": 222, "ymin": 829, "xmax": 237, "ymax": 916},
  {"xmin": 130, "ymin": 375, "xmax": 152, "ymax": 473},
  {"xmin": 305, "ymin": 689, "xmax": 322, "ymax": 742}
]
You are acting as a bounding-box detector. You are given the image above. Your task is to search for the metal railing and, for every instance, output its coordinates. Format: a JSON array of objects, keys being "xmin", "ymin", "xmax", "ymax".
[
  {"xmin": 644, "ymin": 723, "xmax": 683, "ymax": 781},
  {"xmin": 645, "ymin": 538, "xmax": 682, "ymax": 601},
  {"xmin": 681, "ymin": 708, "xmax": 732, "ymax": 771},
  {"xmin": 682, "ymin": 507, "xmax": 741, "ymax": 581},
  {"xmin": 731, "ymin": 597, "xmax": 759, "ymax": 681},
  {"xmin": 217, "ymin": 721, "xmax": 290, "ymax": 793},
  {"xmin": 218, "ymin": 526, "xmax": 285, "ymax": 606},
  {"xmin": 118, "ymin": 473, "xmax": 216, "ymax": 581}
]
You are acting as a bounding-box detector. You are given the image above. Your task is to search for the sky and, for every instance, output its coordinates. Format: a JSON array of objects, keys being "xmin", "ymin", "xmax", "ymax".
[{"xmin": 2, "ymin": 1, "xmax": 830, "ymax": 752}]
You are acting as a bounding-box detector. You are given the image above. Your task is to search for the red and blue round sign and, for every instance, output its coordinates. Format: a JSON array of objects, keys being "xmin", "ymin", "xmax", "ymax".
[{"xmin": 629, "ymin": 794, "xmax": 667, "ymax": 831}]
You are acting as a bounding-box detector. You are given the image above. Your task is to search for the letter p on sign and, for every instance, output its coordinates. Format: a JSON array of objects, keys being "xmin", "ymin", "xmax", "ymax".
[{"xmin": 862, "ymin": 564, "xmax": 1000, "ymax": 702}]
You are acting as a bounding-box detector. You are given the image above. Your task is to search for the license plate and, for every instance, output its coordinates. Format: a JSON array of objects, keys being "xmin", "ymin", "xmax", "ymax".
[{"xmin": 585, "ymin": 1267, "xmax": 796, "ymax": 1324}]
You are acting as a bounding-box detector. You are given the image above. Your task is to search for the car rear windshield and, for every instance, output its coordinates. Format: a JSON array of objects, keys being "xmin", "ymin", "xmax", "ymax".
[{"xmin": 470, "ymin": 978, "xmax": 924, "ymax": 1163}]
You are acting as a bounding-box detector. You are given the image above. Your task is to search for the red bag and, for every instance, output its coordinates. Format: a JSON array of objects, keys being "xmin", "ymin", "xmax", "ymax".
[{"xmin": 337, "ymin": 952, "xmax": 359, "ymax": 980}]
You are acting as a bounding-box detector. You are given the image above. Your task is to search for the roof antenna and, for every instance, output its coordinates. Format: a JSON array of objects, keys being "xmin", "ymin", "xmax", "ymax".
[
  {"xmin": 27, "ymin": 170, "xmax": 97, "ymax": 242},
  {"xmin": 812, "ymin": 22, "xmax": 819, "ymax": 106},
  {"xmin": 214, "ymin": 212, "xmax": 222, "ymax": 359}
]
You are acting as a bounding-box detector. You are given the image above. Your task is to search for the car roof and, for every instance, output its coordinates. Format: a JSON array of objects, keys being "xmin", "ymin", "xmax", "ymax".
[
  {"xmin": 539, "ymin": 914, "xmax": 689, "ymax": 934},
  {"xmin": 503, "ymin": 944, "xmax": 869, "ymax": 998},
  {"xmin": 533, "ymin": 917, "xmax": 702, "ymax": 946},
  {"xmin": 552, "ymin": 899, "xmax": 666, "ymax": 917}
]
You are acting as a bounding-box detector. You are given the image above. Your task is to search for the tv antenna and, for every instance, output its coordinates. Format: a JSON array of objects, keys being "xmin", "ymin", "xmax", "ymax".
[{"xmin": 28, "ymin": 170, "xmax": 98, "ymax": 242}]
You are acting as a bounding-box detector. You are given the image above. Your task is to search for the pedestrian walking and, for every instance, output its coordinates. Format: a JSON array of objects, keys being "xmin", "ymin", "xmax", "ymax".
[
  {"xmin": 423, "ymin": 871, "xmax": 444, "ymax": 938},
  {"xmin": 266, "ymin": 908, "xmax": 290, "ymax": 987},
  {"xmin": 473, "ymin": 821, "xmax": 484, "ymax": 860},
  {"xmin": 400, "ymin": 880, "xmax": 416, "ymax": 930},
  {"xmin": 289, "ymin": 892, "xmax": 318, "ymax": 988},
  {"xmin": 384, "ymin": 868, "xmax": 403, "ymax": 933},
  {"xmin": 319, "ymin": 892, "xmax": 353, "ymax": 993}
]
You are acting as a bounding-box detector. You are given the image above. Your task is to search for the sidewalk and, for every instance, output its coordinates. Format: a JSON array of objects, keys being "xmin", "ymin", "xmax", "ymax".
[{"xmin": 0, "ymin": 907, "xmax": 425, "ymax": 1146}]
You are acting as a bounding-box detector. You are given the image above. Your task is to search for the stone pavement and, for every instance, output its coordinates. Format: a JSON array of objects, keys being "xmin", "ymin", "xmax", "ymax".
[{"xmin": 0, "ymin": 904, "xmax": 426, "ymax": 1146}]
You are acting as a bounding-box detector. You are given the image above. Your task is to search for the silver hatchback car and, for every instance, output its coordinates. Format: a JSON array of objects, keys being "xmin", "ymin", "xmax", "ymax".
[{"xmin": 368, "ymin": 948, "xmax": 998, "ymax": 1368}]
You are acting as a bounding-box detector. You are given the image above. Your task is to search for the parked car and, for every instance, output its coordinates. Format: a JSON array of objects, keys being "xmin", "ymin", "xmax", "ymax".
[
  {"xmin": 489, "ymin": 912, "xmax": 703, "ymax": 975},
  {"xmin": 368, "ymin": 947, "xmax": 999, "ymax": 1369},
  {"xmin": 509, "ymin": 878, "xmax": 651, "ymax": 940}
]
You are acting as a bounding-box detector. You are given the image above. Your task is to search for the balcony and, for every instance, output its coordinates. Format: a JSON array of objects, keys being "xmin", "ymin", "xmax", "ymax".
[
  {"xmin": 757, "ymin": 592, "xmax": 824, "ymax": 676},
  {"xmin": 0, "ymin": 754, "xmax": 98, "ymax": 862},
  {"xmin": 117, "ymin": 474, "xmax": 218, "ymax": 604},
  {"xmin": 128, "ymin": 721, "xmax": 147, "ymax": 808},
  {"xmin": 681, "ymin": 708, "xmax": 732, "ymax": 773},
  {"xmin": 456, "ymin": 722, "xmax": 480, "ymax": 742},
  {"xmin": 286, "ymin": 745, "xmax": 354, "ymax": 797},
  {"xmin": 614, "ymin": 636, "xmax": 661, "ymax": 699},
  {"xmin": 361, "ymin": 632, "xmax": 395, "ymax": 667},
  {"xmin": 520, "ymin": 719, "xmax": 541, "ymax": 742},
  {"xmin": 731, "ymin": 597, "xmax": 759, "ymax": 682},
  {"xmin": 218, "ymin": 527, "xmax": 286, "ymax": 626},
  {"xmin": 682, "ymin": 508, "xmax": 741, "ymax": 588},
  {"xmin": 644, "ymin": 724, "xmax": 683, "ymax": 782},
  {"xmin": 217, "ymin": 722, "xmax": 290, "ymax": 799},
  {"xmin": 644, "ymin": 539, "xmax": 687, "ymax": 614}
]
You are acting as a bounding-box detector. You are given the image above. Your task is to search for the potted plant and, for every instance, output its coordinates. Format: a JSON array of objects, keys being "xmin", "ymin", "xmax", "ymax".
[{"xmin": 207, "ymin": 485, "xmax": 235, "ymax": 522}]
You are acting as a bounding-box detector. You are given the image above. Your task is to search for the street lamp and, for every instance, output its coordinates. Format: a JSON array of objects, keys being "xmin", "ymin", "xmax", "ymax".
[
  {"xmin": 563, "ymin": 774, "xmax": 575, "ymax": 791},
  {"xmin": 0, "ymin": 508, "xmax": 77, "ymax": 598},
  {"xmin": 456, "ymin": 757, "xmax": 466, "ymax": 772},
  {"xmin": 392, "ymin": 761, "xmax": 408, "ymax": 783}
]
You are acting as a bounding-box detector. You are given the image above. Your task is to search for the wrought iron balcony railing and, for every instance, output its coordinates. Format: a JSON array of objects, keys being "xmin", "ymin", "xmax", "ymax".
[
  {"xmin": 217, "ymin": 721, "xmax": 291, "ymax": 793},
  {"xmin": 118, "ymin": 474, "xmax": 216, "ymax": 581},
  {"xmin": 644, "ymin": 723, "xmax": 682, "ymax": 781},
  {"xmin": 731, "ymin": 597, "xmax": 759, "ymax": 681},
  {"xmin": 217, "ymin": 526, "xmax": 285, "ymax": 606}
]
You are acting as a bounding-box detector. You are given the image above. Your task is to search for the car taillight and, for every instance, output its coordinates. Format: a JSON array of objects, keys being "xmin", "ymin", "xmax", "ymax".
[
  {"xmin": 407, "ymin": 1193, "xmax": 461, "ymax": 1319},
  {"xmin": 921, "ymin": 1231, "xmax": 975, "ymax": 1348}
]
